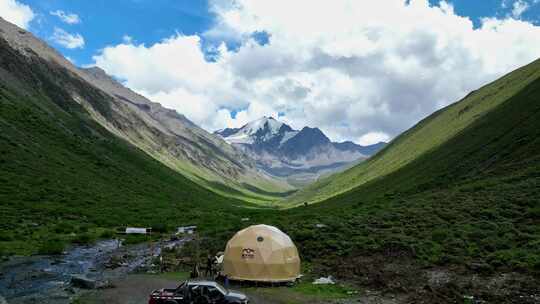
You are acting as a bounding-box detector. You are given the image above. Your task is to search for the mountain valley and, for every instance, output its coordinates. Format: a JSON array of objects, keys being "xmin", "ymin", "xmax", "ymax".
[{"xmin": 0, "ymin": 9, "xmax": 539, "ymax": 304}]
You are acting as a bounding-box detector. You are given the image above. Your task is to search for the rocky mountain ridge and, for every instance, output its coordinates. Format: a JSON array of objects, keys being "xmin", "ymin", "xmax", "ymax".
[{"xmin": 216, "ymin": 117, "xmax": 386, "ymax": 185}]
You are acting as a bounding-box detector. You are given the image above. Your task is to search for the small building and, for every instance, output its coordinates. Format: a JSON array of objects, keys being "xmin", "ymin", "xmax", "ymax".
[
  {"xmin": 125, "ymin": 227, "xmax": 151, "ymax": 234},
  {"xmin": 176, "ymin": 226, "xmax": 197, "ymax": 235}
]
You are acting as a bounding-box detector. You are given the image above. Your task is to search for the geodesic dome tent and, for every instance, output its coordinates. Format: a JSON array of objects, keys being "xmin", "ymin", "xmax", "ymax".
[{"xmin": 223, "ymin": 224, "xmax": 301, "ymax": 282}]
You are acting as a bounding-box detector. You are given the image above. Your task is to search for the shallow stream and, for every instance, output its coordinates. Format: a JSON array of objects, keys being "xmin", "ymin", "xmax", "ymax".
[{"xmin": 0, "ymin": 238, "xmax": 186, "ymax": 304}]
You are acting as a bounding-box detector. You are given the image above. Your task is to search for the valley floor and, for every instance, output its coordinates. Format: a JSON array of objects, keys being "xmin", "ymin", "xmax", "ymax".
[
  {"xmin": 3, "ymin": 235, "xmax": 538, "ymax": 304},
  {"xmin": 75, "ymin": 262, "xmax": 540, "ymax": 304},
  {"xmin": 75, "ymin": 274, "xmax": 362, "ymax": 304}
]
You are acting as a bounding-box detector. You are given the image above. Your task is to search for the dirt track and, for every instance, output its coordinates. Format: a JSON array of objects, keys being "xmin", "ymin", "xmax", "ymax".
[
  {"xmin": 76, "ymin": 274, "xmax": 402, "ymax": 304},
  {"xmin": 78, "ymin": 275, "xmax": 178, "ymax": 304}
]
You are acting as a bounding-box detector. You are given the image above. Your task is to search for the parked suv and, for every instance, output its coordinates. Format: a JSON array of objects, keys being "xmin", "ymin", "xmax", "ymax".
[{"xmin": 148, "ymin": 280, "xmax": 249, "ymax": 304}]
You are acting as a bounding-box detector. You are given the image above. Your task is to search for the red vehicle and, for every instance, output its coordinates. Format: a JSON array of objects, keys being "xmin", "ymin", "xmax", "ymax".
[{"xmin": 148, "ymin": 280, "xmax": 249, "ymax": 304}]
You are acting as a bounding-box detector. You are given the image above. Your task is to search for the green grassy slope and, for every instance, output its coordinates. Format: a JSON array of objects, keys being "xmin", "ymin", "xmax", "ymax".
[
  {"xmin": 0, "ymin": 38, "xmax": 265, "ymax": 255},
  {"xmin": 286, "ymin": 59, "xmax": 540, "ymax": 206},
  {"xmin": 189, "ymin": 59, "xmax": 540, "ymax": 275},
  {"xmin": 267, "ymin": 60, "xmax": 540, "ymax": 270},
  {"xmin": 2, "ymin": 24, "xmax": 539, "ymax": 279}
]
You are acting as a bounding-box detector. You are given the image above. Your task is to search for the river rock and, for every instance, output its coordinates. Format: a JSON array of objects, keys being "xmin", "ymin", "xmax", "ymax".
[
  {"xmin": 70, "ymin": 275, "xmax": 113, "ymax": 289},
  {"xmin": 28, "ymin": 270, "xmax": 56, "ymax": 280},
  {"xmin": 71, "ymin": 275, "xmax": 98, "ymax": 289}
]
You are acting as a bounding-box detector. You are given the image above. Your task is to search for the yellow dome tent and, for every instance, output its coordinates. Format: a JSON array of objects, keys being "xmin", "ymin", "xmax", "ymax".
[{"xmin": 222, "ymin": 224, "xmax": 301, "ymax": 282}]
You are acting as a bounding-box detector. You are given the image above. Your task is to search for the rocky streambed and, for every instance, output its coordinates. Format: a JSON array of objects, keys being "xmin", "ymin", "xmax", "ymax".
[{"xmin": 0, "ymin": 238, "xmax": 187, "ymax": 304}]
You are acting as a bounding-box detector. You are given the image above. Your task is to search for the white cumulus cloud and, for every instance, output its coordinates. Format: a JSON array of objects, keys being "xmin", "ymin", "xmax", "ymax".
[
  {"xmin": 0, "ymin": 0, "xmax": 34, "ymax": 29},
  {"xmin": 92, "ymin": 0, "xmax": 540, "ymax": 145},
  {"xmin": 503, "ymin": 0, "xmax": 540, "ymax": 19},
  {"xmin": 50, "ymin": 10, "xmax": 81, "ymax": 24},
  {"xmin": 51, "ymin": 27, "xmax": 85, "ymax": 49},
  {"xmin": 358, "ymin": 132, "xmax": 391, "ymax": 146}
]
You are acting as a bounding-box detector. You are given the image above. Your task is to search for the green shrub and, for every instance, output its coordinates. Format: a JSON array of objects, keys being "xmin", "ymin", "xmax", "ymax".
[
  {"xmin": 99, "ymin": 229, "xmax": 115, "ymax": 239},
  {"xmin": 71, "ymin": 233, "xmax": 95, "ymax": 245},
  {"xmin": 38, "ymin": 239, "xmax": 65, "ymax": 255},
  {"xmin": 54, "ymin": 222, "xmax": 74, "ymax": 234},
  {"xmin": 151, "ymin": 223, "xmax": 168, "ymax": 234},
  {"xmin": 528, "ymin": 207, "xmax": 540, "ymax": 219},
  {"xmin": 77, "ymin": 224, "xmax": 91, "ymax": 233},
  {"xmin": 123, "ymin": 234, "xmax": 148, "ymax": 245},
  {"xmin": 0, "ymin": 231, "xmax": 14, "ymax": 241},
  {"xmin": 532, "ymin": 257, "xmax": 540, "ymax": 271},
  {"xmin": 431, "ymin": 229, "xmax": 448, "ymax": 243}
]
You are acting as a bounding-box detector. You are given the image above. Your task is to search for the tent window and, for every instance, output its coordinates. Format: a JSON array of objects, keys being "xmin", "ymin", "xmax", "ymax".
[{"xmin": 257, "ymin": 236, "xmax": 264, "ymax": 242}]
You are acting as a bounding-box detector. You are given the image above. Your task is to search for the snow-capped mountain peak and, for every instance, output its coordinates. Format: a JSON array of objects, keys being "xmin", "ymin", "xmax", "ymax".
[
  {"xmin": 216, "ymin": 116, "xmax": 297, "ymax": 145},
  {"xmin": 214, "ymin": 117, "xmax": 387, "ymax": 184},
  {"xmin": 246, "ymin": 116, "xmax": 281, "ymax": 133}
]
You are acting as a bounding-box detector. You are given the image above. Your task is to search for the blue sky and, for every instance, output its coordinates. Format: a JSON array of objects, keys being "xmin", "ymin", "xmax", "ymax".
[
  {"xmin": 3, "ymin": 0, "xmax": 540, "ymax": 144},
  {"xmin": 20, "ymin": 0, "xmax": 540, "ymax": 66},
  {"xmin": 24, "ymin": 0, "xmax": 214, "ymax": 65},
  {"xmin": 431, "ymin": 0, "xmax": 539, "ymax": 25}
]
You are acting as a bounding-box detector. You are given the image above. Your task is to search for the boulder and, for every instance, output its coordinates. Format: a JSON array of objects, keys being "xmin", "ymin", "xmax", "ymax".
[
  {"xmin": 70, "ymin": 275, "xmax": 112, "ymax": 289},
  {"xmin": 71, "ymin": 275, "xmax": 98, "ymax": 289},
  {"xmin": 313, "ymin": 276, "xmax": 335, "ymax": 285},
  {"xmin": 0, "ymin": 295, "xmax": 7, "ymax": 304}
]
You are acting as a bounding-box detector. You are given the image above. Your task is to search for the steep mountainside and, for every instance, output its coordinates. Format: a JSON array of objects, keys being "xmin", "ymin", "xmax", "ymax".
[
  {"xmin": 215, "ymin": 117, "xmax": 386, "ymax": 186},
  {"xmin": 0, "ymin": 17, "xmax": 291, "ymax": 203},
  {"xmin": 287, "ymin": 58, "xmax": 540, "ymax": 206},
  {"xmin": 258, "ymin": 63, "xmax": 540, "ymax": 301},
  {"xmin": 0, "ymin": 26, "xmax": 265, "ymax": 255}
]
